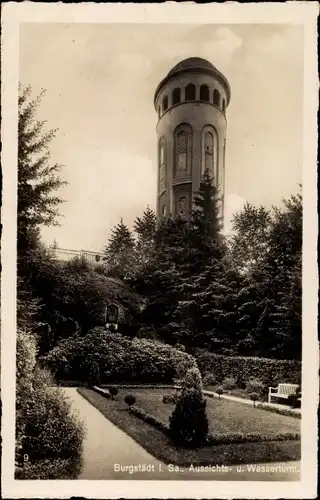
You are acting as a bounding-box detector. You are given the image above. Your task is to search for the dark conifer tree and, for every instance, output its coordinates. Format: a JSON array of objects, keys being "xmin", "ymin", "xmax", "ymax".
[
  {"xmin": 18, "ymin": 85, "xmax": 67, "ymax": 271},
  {"xmin": 104, "ymin": 219, "xmax": 135, "ymax": 280},
  {"xmin": 134, "ymin": 205, "xmax": 156, "ymax": 244}
]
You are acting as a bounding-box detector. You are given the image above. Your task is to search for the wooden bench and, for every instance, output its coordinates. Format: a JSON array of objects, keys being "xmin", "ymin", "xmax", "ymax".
[{"xmin": 268, "ymin": 383, "xmax": 299, "ymax": 404}]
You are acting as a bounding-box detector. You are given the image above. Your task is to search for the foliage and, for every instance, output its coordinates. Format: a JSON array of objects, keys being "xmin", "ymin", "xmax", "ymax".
[
  {"xmin": 256, "ymin": 403, "xmax": 301, "ymax": 419},
  {"xmin": 250, "ymin": 392, "xmax": 259, "ymax": 407},
  {"xmin": 229, "ymin": 203, "xmax": 271, "ymax": 275},
  {"xmin": 124, "ymin": 394, "xmax": 136, "ymax": 406},
  {"xmin": 43, "ymin": 329, "xmax": 198, "ymax": 384},
  {"xmin": 169, "ymin": 366, "xmax": 208, "ymax": 448},
  {"xmin": 232, "ymin": 191, "xmax": 302, "ymax": 359},
  {"xmin": 18, "ymin": 85, "xmax": 67, "ymax": 272},
  {"xmin": 163, "ymin": 393, "xmax": 179, "ymax": 404},
  {"xmin": 103, "ymin": 219, "xmax": 136, "ymax": 280},
  {"xmin": 109, "ymin": 386, "xmax": 119, "ymax": 398},
  {"xmin": 222, "ymin": 376, "xmax": 237, "ymax": 390},
  {"xmin": 16, "ymin": 457, "xmax": 82, "ymax": 480},
  {"xmin": 246, "ymin": 378, "xmax": 265, "ymax": 398},
  {"xmin": 202, "ymin": 372, "xmax": 216, "ymax": 387},
  {"xmin": 23, "ymin": 255, "xmax": 142, "ymax": 354},
  {"xmin": 216, "ymin": 387, "xmax": 224, "ymax": 398},
  {"xmin": 169, "ymin": 389, "xmax": 209, "ymax": 448},
  {"xmin": 16, "ymin": 328, "xmax": 85, "ymax": 477},
  {"xmin": 193, "ymin": 349, "xmax": 301, "ymax": 391}
]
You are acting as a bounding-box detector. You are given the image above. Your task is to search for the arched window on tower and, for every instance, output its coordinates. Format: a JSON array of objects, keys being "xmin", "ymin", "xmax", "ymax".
[
  {"xmin": 213, "ymin": 89, "xmax": 221, "ymax": 108},
  {"xmin": 178, "ymin": 196, "xmax": 188, "ymax": 216},
  {"xmin": 159, "ymin": 137, "xmax": 166, "ymax": 193},
  {"xmin": 222, "ymin": 98, "xmax": 226, "ymax": 113},
  {"xmin": 162, "ymin": 95, "xmax": 168, "ymax": 112},
  {"xmin": 185, "ymin": 83, "xmax": 196, "ymax": 101},
  {"xmin": 204, "ymin": 132, "xmax": 213, "ymax": 174},
  {"xmin": 176, "ymin": 131, "xmax": 188, "ymax": 176},
  {"xmin": 172, "ymin": 87, "xmax": 181, "ymax": 105},
  {"xmin": 201, "ymin": 125, "xmax": 218, "ymax": 181},
  {"xmin": 162, "ymin": 204, "xmax": 166, "ymax": 216},
  {"xmin": 174, "ymin": 124, "xmax": 192, "ymax": 178},
  {"xmin": 200, "ymin": 84, "xmax": 210, "ymax": 102}
]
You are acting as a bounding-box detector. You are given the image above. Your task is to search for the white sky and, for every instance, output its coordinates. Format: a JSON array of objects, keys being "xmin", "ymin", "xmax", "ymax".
[{"xmin": 19, "ymin": 23, "xmax": 303, "ymax": 252}]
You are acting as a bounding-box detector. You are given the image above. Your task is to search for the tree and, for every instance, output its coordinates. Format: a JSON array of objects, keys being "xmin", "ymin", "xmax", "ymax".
[
  {"xmin": 169, "ymin": 367, "xmax": 208, "ymax": 447},
  {"xmin": 234, "ymin": 191, "xmax": 302, "ymax": 359},
  {"xmin": 18, "ymin": 85, "xmax": 67, "ymax": 265},
  {"xmin": 169, "ymin": 171, "xmax": 227, "ymax": 347},
  {"xmin": 103, "ymin": 219, "xmax": 135, "ymax": 280},
  {"xmin": 192, "ymin": 169, "xmax": 223, "ymax": 246},
  {"xmin": 229, "ymin": 203, "xmax": 271, "ymax": 275},
  {"xmin": 134, "ymin": 205, "xmax": 156, "ymax": 245},
  {"xmin": 271, "ymin": 256, "xmax": 302, "ymax": 359}
]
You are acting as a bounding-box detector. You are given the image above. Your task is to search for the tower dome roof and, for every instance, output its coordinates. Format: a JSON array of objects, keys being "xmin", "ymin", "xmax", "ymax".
[
  {"xmin": 154, "ymin": 56, "xmax": 231, "ymax": 107},
  {"xmin": 168, "ymin": 57, "xmax": 217, "ymax": 76}
]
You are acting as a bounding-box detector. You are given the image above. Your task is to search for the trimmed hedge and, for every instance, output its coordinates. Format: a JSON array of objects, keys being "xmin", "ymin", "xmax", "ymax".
[
  {"xmin": 44, "ymin": 329, "xmax": 197, "ymax": 384},
  {"xmin": 206, "ymin": 432, "xmax": 300, "ymax": 445},
  {"xmin": 129, "ymin": 405, "xmax": 169, "ymax": 434},
  {"xmin": 256, "ymin": 403, "xmax": 301, "ymax": 420},
  {"xmin": 193, "ymin": 349, "xmax": 301, "ymax": 389}
]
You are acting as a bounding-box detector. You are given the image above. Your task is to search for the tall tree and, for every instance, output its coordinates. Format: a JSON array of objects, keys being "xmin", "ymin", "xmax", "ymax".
[
  {"xmin": 104, "ymin": 219, "xmax": 135, "ymax": 280},
  {"xmin": 134, "ymin": 205, "xmax": 156, "ymax": 244},
  {"xmin": 170, "ymin": 171, "xmax": 227, "ymax": 347},
  {"xmin": 233, "ymin": 191, "xmax": 302, "ymax": 359},
  {"xmin": 18, "ymin": 85, "xmax": 67, "ymax": 265},
  {"xmin": 229, "ymin": 203, "xmax": 271, "ymax": 274}
]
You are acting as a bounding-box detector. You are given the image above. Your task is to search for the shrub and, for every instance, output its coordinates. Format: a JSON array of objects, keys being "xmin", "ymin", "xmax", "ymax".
[
  {"xmin": 16, "ymin": 328, "xmax": 85, "ymax": 476},
  {"xmin": 169, "ymin": 366, "xmax": 208, "ymax": 448},
  {"xmin": 169, "ymin": 390, "xmax": 208, "ymax": 448},
  {"xmin": 250, "ymin": 392, "xmax": 259, "ymax": 407},
  {"xmin": 163, "ymin": 393, "xmax": 179, "ymax": 404},
  {"xmin": 236, "ymin": 375, "xmax": 246, "ymax": 390},
  {"xmin": 246, "ymin": 378, "xmax": 265, "ymax": 397},
  {"xmin": 44, "ymin": 330, "xmax": 197, "ymax": 385},
  {"xmin": 109, "ymin": 387, "xmax": 118, "ymax": 399},
  {"xmin": 216, "ymin": 387, "xmax": 224, "ymax": 398},
  {"xmin": 124, "ymin": 394, "xmax": 136, "ymax": 406},
  {"xmin": 193, "ymin": 348, "xmax": 301, "ymax": 390},
  {"xmin": 183, "ymin": 366, "xmax": 203, "ymax": 393},
  {"xmin": 202, "ymin": 372, "xmax": 216, "ymax": 387},
  {"xmin": 287, "ymin": 393, "xmax": 301, "ymax": 409},
  {"xmin": 88, "ymin": 362, "xmax": 101, "ymax": 387},
  {"xmin": 222, "ymin": 376, "xmax": 237, "ymax": 390}
]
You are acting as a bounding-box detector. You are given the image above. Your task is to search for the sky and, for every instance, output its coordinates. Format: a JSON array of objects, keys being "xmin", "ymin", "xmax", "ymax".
[{"xmin": 19, "ymin": 23, "xmax": 304, "ymax": 252}]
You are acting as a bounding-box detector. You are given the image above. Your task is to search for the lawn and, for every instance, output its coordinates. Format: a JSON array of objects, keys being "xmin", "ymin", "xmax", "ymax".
[
  {"xmin": 77, "ymin": 387, "xmax": 300, "ymax": 466},
  {"xmin": 128, "ymin": 388, "xmax": 300, "ymax": 438}
]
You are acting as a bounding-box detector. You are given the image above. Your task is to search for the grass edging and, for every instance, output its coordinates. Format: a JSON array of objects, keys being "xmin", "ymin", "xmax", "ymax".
[
  {"xmin": 130, "ymin": 404, "xmax": 300, "ymax": 445},
  {"xmin": 129, "ymin": 405, "xmax": 169, "ymax": 434},
  {"xmin": 256, "ymin": 403, "xmax": 301, "ymax": 419}
]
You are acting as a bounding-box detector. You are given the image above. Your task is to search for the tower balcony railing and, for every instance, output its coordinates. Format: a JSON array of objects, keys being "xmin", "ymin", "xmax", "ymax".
[{"xmin": 172, "ymin": 175, "xmax": 192, "ymax": 187}]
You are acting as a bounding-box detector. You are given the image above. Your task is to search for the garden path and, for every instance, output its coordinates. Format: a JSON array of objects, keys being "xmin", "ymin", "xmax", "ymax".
[{"xmin": 63, "ymin": 388, "xmax": 300, "ymax": 481}]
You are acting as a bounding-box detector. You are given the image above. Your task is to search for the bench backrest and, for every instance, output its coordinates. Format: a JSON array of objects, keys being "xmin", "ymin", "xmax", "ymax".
[{"xmin": 278, "ymin": 383, "xmax": 299, "ymax": 395}]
